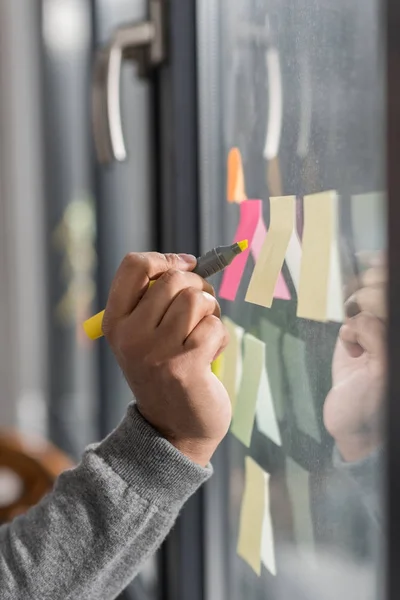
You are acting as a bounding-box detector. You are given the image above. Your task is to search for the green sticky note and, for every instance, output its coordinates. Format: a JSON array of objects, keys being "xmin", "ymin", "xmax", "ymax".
[
  {"xmin": 286, "ymin": 457, "xmax": 314, "ymax": 552},
  {"xmin": 231, "ymin": 334, "xmax": 263, "ymax": 447},
  {"xmin": 259, "ymin": 319, "xmax": 286, "ymax": 421},
  {"xmin": 282, "ymin": 333, "xmax": 321, "ymax": 443}
]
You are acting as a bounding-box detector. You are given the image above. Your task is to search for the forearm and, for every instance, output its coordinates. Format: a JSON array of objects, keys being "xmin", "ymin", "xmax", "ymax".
[{"xmin": 0, "ymin": 404, "xmax": 211, "ymax": 600}]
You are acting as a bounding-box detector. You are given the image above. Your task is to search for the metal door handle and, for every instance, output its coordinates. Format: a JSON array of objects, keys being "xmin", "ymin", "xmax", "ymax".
[{"xmin": 92, "ymin": 0, "xmax": 166, "ymax": 164}]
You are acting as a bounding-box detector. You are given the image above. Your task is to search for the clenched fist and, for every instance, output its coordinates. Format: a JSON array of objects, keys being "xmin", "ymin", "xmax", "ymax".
[{"xmin": 103, "ymin": 252, "xmax": 231, "ymax": 467}]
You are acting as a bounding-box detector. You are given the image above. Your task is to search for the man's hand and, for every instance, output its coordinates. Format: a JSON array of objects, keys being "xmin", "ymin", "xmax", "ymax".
[
  {"xmin": 323, "ymin": 260, "xmax": 386, "ymax": 462},
  {"xmin": 103, "ymin": 252, "xmax": 231, "ymax": 467}
]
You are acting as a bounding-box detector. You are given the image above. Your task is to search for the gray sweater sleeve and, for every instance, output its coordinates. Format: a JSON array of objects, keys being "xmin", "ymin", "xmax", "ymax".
[{"xmin": 0, "ymin": 404, "xmax": 212, "ymax": 600}]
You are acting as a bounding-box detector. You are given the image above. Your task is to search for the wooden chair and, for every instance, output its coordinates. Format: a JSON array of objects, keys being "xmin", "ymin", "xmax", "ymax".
[{"xmin": 0, "ymin": 430, "xmax": 73, "ymax": 524}]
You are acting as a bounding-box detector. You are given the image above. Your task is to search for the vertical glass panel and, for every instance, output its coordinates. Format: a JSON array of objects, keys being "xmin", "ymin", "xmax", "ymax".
[{"xmin": 197, "ymin": 1, "xmax": 386, "ymax": 599}]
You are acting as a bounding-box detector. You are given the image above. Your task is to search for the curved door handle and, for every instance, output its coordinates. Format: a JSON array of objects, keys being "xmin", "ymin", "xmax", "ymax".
[{"xmin": 92, "ymin": 1, "xmax": 166, "ymax": 164}]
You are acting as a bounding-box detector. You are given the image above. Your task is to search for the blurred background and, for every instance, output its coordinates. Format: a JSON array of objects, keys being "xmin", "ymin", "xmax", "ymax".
[{"xmin": 0, "ymin": 1, "xmax": 397, "ymax": 600}]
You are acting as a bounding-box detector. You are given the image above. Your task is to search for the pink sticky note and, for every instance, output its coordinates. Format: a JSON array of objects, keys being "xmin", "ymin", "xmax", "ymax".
[
  {"xmin": 220, "ymin": 200, "xmax": 291, "ymax": 302},
  {"xmin": 219, "ymin": 201, "xmax": 262, "ymax": 301},
  {"xmin": 252, "ymin": 218, "xmax": 291, "ymax": 301}
]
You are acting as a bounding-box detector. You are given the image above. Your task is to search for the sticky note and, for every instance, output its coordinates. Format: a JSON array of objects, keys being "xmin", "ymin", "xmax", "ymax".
[
  {"xmin": 351, "ymin": 192, "xmax": 386, "ymax": 253},
  {"xmin": 231, "ymin": 334, "xmax": 263, "ymax": 447},
  {"xmin": 285, "ymin": 227, "xmax": 302, "ymax": 293},
  {"xmin": 255, "ymin": 352, "xmax": 282, "ymax": 447},
  {"xmin": 286, "ymin": 457, "xmax": 314, "ymax": 551},
  {"xmin": 246, "ymin": 196, "xmax": 295, "ymax": 308},
  {"xmin": 263, "ymin": 48, "xmax": 283, "ymax": 161},
  {"xmin": 221, "ymin": 317, "xmax": 244, "ymax": 411},
  {"xmin": 227, "ymin": 147, "xmax": 247, "ymax": 203},
  {"xmin": 237, "ymin": 457, "xmax": 276, "ymax": 576},
  {"xmin": 282, "ymin": 333, "xmax": 321, "ymax": 443},
  {"xmin": 252, "ymin": 217, "xmax": 291, "ymax": 302},
  {"xmin": 261, "ymin": 471, "xmax": 277, "ymax": 576},
  {"xmin": 297, "ymin": 191, "xmax": 344, "ymax": 322},
  {"xmin": 259, "ymin": 319, "xmax": 285, "ymax": 421},
  {"xmin": 266, "ymin": 157, "xmax": 283, "ymax": 197},
  {"xmin": 219, "ymin": 200, "xmax": 263, "ymax": 301}
]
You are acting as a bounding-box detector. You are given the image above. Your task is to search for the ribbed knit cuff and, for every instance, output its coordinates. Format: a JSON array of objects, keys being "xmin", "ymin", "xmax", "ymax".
[{"xmin": 95, "ymin": 404, "xmax": 212, "ymax": 510}]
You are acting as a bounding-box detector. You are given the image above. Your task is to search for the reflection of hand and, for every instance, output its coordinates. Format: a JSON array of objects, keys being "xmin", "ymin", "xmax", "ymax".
[
  {"xmin": 323, "ymin": 263, "xmax": 386, "ymax": 462},
  {"xmin": 103, "ymin": 252, "xmax": 231, "ymax": 467}
]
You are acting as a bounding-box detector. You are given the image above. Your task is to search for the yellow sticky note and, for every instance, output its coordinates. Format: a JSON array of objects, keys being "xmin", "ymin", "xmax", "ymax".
[
  {"xmin": 237, "ymin": 457, "xmax": 265, "ymax": 575},
  {"xmin": 245, "ymin": 196, "xmax": 295, "ymax": 308},
  {"xmin": 297, "ymin": 191, "xmax": 342, "ymax": 322},
  {"xmin": 231, "ymin": 334, "xmax": 263, "ymax": 447},
  {"xmin": 221, "ymin": 317, "xmax": 244, "ymax": 411}
]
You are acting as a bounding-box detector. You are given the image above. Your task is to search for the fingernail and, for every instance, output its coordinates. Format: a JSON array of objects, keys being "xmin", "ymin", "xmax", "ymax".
[{"xmin": 178, "ymin": 253, "xmax": 197, "ymax": 265}]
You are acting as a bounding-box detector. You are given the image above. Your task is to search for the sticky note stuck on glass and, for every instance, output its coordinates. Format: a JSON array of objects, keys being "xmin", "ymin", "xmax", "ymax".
[
  {"xmin": 297, "ymin": 191, "xmax": 344, "ymax": 322},
  {"xmin": 227, "ymin": 147, "xmax": 247, "ymax": 203},
  {"xmin": 282, "ymin": 333, "xmax": 321, "ymax": 443},
  {"xmin": 351, "ymin": 192, "xmax": 386, "ymax": 254},
  {"xmin": 221, "ymin": 317, "xmax": 244, "ymax": 411},
  {"xmin": 246, "ymin": 196, "xmax": 295, "ymax": 308},
  {"xmin": 254, "ymin": 344, "xmax": 282, "ymax": 447},
  {"xmin": 219, "ymin": 200, "xmax": 263, "ymax": 301},
  {"xmin": 259, "ymin": 319, "xmax": 286, "ymax": 421},
  {"xmin": 231, "ymin": 334, "xmax": 263, "ymax": 447},
  {"xmin": 261, "ymin": 471, "xmax": 277, "ymax": 576},
  {"xmin": 286, "ymin": 457, "xmax": 314, "ymax": 552},
  {"xmin": 237, "ymin": 458, "xmax": 276, "ymax": 577}
]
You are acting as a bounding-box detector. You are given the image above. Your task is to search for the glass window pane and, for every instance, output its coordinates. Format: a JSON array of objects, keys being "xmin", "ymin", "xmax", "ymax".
[{"xmin": 197, "ymin": 1, "xmax": 386, "ymax": 599}]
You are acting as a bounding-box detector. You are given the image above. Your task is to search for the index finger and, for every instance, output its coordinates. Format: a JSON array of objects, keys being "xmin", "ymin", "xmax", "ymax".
[{"xmin": 106, "ymin": 252, "xmax": 197, "ymax": 319}]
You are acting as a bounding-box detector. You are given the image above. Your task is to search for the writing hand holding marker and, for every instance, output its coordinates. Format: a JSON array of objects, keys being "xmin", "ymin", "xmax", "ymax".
[
  {"xmin": 95, "ymin": 246, "xmax": 246, "ymax": 466},
  {"xmin": 84, "ymin": 241, "xmax": 248, "ymax": 340}
]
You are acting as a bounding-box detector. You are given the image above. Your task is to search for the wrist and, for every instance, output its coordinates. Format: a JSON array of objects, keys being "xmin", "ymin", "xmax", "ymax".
[{"xmin": 166, "ymin": 437, "xmax": 220, "ymax": 467}]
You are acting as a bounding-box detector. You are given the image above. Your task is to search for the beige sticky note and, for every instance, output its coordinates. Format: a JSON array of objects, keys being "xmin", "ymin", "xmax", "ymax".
[
  {"xmin": 237, "ymin": 457, "xmax": 266, "ymax": 576},
  {"xmin": 297, "ymin": 191, "xmax": 343, "ymax": 322},
  {"xmin": 261, "ymin": 471, "xmax": 277, "ymax": 576},
  {"xmin": 286, "ymin": 457, "xmax": 314, "ymax": 552},
  {"xmin": 231, "ymin": 334, "xmax": 263, "ymax": 447},
  {"xmin": 246, "ymin": 196, "xmax": 295, "ymax": 308},
  {"xmin": 221, "ymin": 317, "xmax": 244, "ymax": 411}
]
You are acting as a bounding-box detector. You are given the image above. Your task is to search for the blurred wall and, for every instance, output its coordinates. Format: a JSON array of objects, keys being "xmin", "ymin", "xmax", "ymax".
[{"xmin": 0, "ymin": 1, "xmax": 48, "ymax": 434}]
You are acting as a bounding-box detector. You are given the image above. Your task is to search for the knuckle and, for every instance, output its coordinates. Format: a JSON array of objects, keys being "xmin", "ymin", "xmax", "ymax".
[
  {"xmin": 161, "ymin": 268, "xmax": 184, "ymax": 286},
  {"xmin": 180, "ymin": 287, "xmax": 202, "ymax": 310},
  {"xmin": 122, "ymin": 252, "xmax": 140, "ymax": 268}
]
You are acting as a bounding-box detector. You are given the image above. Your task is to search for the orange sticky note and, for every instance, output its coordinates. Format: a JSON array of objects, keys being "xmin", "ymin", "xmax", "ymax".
[{"xmin": 227, "ymin": 147, "xmax": 247, "ymax": 203}]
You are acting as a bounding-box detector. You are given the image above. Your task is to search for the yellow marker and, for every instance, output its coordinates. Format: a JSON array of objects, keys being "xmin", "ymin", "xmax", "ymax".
[{"xmin": 84, "ymin": 241, "xmax": 249, "ymax": 341}]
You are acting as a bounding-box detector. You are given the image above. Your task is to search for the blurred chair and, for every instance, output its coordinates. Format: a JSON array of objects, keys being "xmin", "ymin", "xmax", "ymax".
[{"xmin": 0, "ymin": 430, "xmax": 73, "ymax": 524}]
